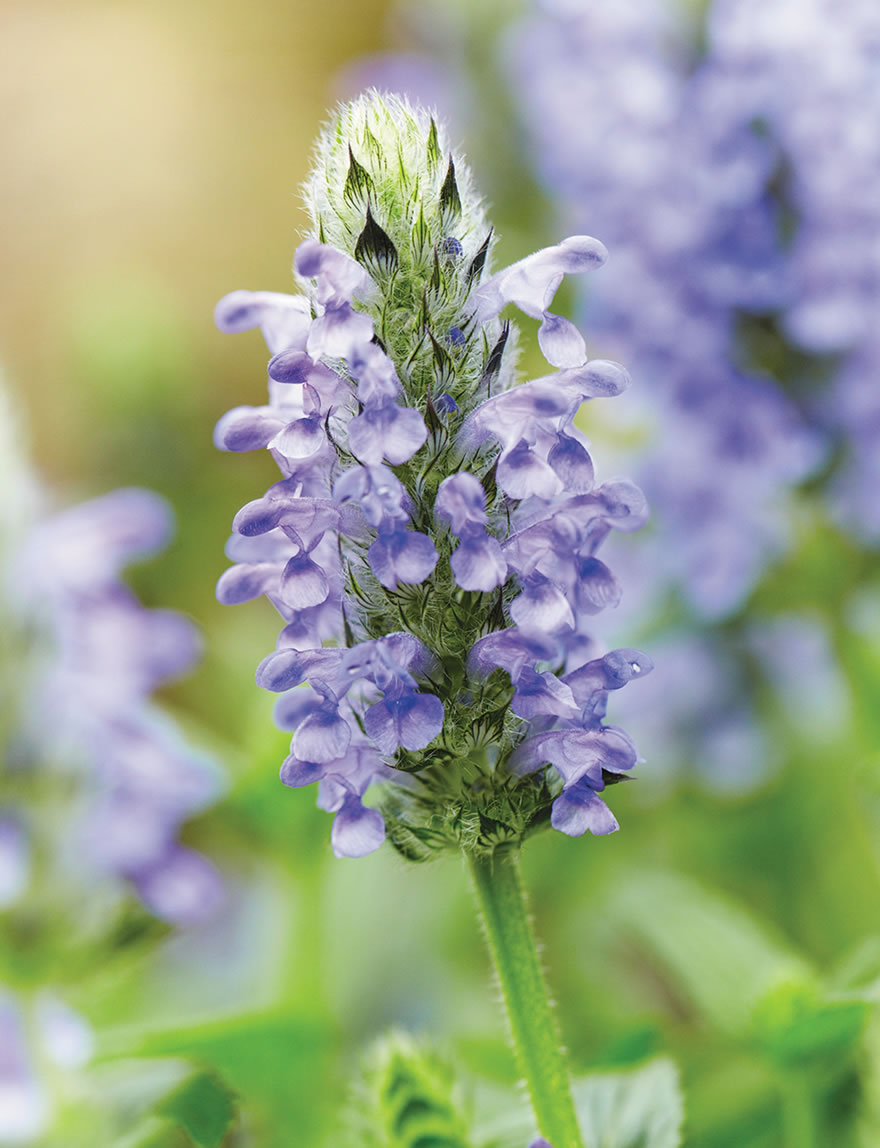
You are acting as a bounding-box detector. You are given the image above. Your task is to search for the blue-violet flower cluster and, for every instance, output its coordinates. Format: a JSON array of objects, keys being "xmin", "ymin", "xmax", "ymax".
[
  {"xmin": 11, "ymin": 488, "xmax": 222, "ymax": 923},
  {"xmin": 215, "ymin": 94, "xmax": 651, "ymax": 859}
]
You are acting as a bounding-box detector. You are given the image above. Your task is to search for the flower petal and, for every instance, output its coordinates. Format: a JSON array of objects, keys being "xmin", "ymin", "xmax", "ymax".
[
  {"xmin": 331, "ymin": 795, "xmax": 385, "ymax": 858},
  {"xmin": 497, "ymin": 441, "xmax": 562, "ymax": 500},
  {"xmin": 509, "ymin": 574, "xmax": 574, "ymax": 632},
  {"xmin": 293, "ymin": 708, "xmax": 352, "ymax": 763},
  {"xmin": 551, "ymin": 785, "xmax": 619, "ymax": 837},
  {"xmin": 216, "ymin": 563, "xmax": 277, "ymax": 605},
  {"xmin": 368, "ymin": 529, "xmax": 438, "ymax": 589},
  {"xmin": 280, "ymin": 755, "xmax": 324, "ymax": 788},
  {"xmin": 538, "ymin": 312, "xmax": 587, "ymax": 368},
  {"xmin": 365, "ymin": 692, "xmax": 444, "ymax": 753},
  {"xmin": 214, "ymin": 406, "xmax": 284, "ymax": 452},
  {"xmin": 280, "ymin": 553, "xmax": 330, "ymax": 609},
  {"xmin": 450, "ymin": 531, "xmax": 507, "ymax": 591},
  {"xmin": 435, "ymin": 472, "xmax": 488, "ymax": 533},
  {"xmin": 548, "ymin": 432, "xmax": 595, "ymax": 493}
]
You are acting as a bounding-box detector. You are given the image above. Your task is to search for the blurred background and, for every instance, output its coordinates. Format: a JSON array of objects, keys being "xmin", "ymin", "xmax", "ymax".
[{"xmin": 3, "ymin": 0, "xmax": 880, "ymax": 1145}]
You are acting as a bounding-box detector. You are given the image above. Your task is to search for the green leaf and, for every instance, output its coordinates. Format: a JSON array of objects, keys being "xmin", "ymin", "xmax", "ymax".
[
  {"xmin": 572, "ymin": 1058, "xmax": 684, "ymax": 1148},
  {"xmin": 156, "ymin": 1071, "xmax": 237, "ymax": 1147},
  {"xmin": 753, "ymin": 981, "xmax": 869, "ymax": 1067},
  {"xmin": 609, "ymin": 870, "xmax": 812, "ymax": 1036},
  {"xmin": 120, "ymin": 1012, "xmax": 333, "ymax": 1148},
  {"xmin": 113, "ymin": 1116, "xmax": 194, "ymax": 1148}
]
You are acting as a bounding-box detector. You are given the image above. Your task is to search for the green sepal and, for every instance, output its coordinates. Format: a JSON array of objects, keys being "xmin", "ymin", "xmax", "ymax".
[
  {"xmin": 411, "ymin": 205, "xmax": 430, "ymax": 257},
  {"xmin": 355, "ymin": 205, "xmax": 399, "ymax": 275},
  {"xmin": 344, "ymin": 145, "xmax": 374, "ymax": 208},
  {"xmin": 480, "ymin": 321, "xmax": 510, "ymax": 392},
  {"xmin": 426, "ymin": 117, "xmax": 442, "ymax": 169},
  {"xmin": 440, "ymin": 156, "xmax": 462, "ymax": 223},
  {"xmin": 467, "ymin": 230, "xmax": 493, "ymax": 288}
]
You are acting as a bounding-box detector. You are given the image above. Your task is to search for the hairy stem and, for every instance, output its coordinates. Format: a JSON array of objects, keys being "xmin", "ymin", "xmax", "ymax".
[{"xmin": 467, "ymin": 847, "xmax": 585, "ymax": 1148}]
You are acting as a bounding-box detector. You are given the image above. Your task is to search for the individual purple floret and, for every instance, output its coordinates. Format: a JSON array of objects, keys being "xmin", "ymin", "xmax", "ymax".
[
  {"xmin": 13, "ymin": 488, "xmax": 223, "ymax": 923},
  {"xmin": 214, "ymin": 94, "xmax": 651, "ymax": 858}
]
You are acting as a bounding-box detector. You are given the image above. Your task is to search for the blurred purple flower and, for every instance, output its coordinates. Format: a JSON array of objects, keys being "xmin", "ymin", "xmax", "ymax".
[
  {"xmin": 506, "ymin": 0, "xmax": 823, "ymax": 619},
  {"xmin": 708, "ymin": 0, "xmax": 880, "ymax": 544},
  {"xmin": 13, "ymin": 489, "xmax": 223, "ymax": 924}
]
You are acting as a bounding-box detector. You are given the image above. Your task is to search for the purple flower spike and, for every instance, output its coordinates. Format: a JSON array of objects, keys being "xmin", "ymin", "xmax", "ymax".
[
  {"xmin": 256, "ymin": 647, "xmax": 343, "ymax": 693},
  {"xmin": 216, "ymin": 563, "xmax": 278, "ymax": 605},
  {"xmin": 280, "ymin": 756, "xmax": 324, "ymax": 788},
  {"xmin": 573, "ymin": 556, "xmax": 621, "ymax": 612},
  {"xmin": 468, "ymin": 627, "xmax": 559, "ymax": 679},
  {"xmin": 215, "ymin": 289, "xmax": 311, "ymax": 354},
  {"xmin": 279, "ymin": 552, "xmax": 330, "ymax": 609},
  {"xmin": 308, "ymin": 303, "xmax": 375, "ymax": 361},
  {"xmin": 436, "ymin": 473, "xmax": 506, "ymax": 590},
  {"xmin": 511, "ymin": 668, "xmax": 579, "ymax": 721},
  {"xmin": 564, "ymin": 650, "xmax": 655, "ymax": 704},
  {"xmin": 267, "ymin": 349, "xmax": 313, "ymax": 384},
  {"xmin": 214, "ymin": 94, "xmax": 648, "ymax": 856}
]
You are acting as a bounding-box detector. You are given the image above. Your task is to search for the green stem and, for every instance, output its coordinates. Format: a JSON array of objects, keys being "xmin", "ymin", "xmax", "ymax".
[{"xmin": 467, "ymin": 847, "xmax": 585, "ymax": 1148}]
